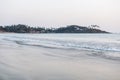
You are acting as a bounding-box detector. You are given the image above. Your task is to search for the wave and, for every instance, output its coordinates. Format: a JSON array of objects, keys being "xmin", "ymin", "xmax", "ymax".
[
  {"xmin": 0, "ymin": 34, "xmax": 120, "ymax": 60},
  {"xmin": 1, "ymin": 34, "xmax": 120, "ymax": 52}
]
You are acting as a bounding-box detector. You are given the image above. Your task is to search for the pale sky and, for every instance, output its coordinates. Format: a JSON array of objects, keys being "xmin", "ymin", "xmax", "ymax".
[{"xmin": 0, "ymin": 0, "xmax": 120, "ymax": 32}]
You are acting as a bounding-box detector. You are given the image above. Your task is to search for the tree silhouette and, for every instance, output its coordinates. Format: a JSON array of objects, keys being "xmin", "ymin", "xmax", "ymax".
[
  {"xmin": 89, "ymin": 25, "xmax": 100, "ymax": 29},
  {"xmin": 0, "ymin": 24, "xmax": 108, "ymax": 33}
]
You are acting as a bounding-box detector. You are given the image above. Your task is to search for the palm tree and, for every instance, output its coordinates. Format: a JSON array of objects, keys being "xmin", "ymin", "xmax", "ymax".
[{"xmin": 89, "ymin": 25, "xmax": 100, "ymax": 29}]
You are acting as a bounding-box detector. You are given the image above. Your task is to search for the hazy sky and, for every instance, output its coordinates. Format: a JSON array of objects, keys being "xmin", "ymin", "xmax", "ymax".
[{"xmin": 0, "ymin": 0, "xmax": 120, "ymax": 32}]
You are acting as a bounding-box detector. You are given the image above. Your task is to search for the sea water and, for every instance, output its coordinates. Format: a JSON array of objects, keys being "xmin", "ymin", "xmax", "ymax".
[
  {"xmin": 0, "ymin": 33, "xmax": 120, "ymax": 59},
  {"xmin": 0, "ymin": 33, "xmax": 120, "ymax": 80}
]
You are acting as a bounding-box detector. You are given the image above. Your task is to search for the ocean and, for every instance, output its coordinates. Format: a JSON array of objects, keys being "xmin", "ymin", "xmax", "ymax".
[{"xmin": 0, "ymin": 33, "xmax": 120, "ymax": 80}]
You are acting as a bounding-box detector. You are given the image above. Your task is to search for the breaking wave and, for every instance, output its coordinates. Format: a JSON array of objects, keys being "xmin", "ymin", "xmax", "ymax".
[{"xmin": 0, "ymin": 33, "xmax": 120, "ymax": 60}]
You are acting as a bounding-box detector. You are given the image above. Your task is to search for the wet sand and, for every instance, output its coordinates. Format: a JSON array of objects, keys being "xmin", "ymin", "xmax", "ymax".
[{"xmin": 0, "ymin": 44, "xmax": 120, "ymax": 80}]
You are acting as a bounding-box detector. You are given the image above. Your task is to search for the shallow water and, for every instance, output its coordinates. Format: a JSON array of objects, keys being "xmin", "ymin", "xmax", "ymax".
[{"xmin": 0, "ymin": 33, "xmax": 120, "ymax": 80}]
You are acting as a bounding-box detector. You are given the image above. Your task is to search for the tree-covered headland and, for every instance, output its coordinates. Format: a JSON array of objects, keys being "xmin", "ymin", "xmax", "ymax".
[{"xmin": 0, "ymin": 24, "xmax": 109, "ymax": 33}]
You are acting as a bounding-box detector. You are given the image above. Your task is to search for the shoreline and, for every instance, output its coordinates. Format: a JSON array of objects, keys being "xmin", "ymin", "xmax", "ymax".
[
  {"xmin": 0, "ymin": 42, "xmax": 120, "ymax": 80},
  {"xmin": 0, "ymin": 33, "xmax": 120, "ymax": 80}
]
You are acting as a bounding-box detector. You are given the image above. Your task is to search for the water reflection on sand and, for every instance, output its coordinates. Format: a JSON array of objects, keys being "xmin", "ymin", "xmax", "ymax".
[{"xmin": 0, "ymin": 45, "xmax": 120, "ymax": 80}]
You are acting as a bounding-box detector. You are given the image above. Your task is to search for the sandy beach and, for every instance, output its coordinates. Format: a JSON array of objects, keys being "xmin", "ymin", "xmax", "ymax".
[
  {"xmin": 0, "ymin": 43, "xmax": 120, "ymax": 80},
  {"xmin": 0, "ymin": 33, "xmax": 120, "ymax": 80}
]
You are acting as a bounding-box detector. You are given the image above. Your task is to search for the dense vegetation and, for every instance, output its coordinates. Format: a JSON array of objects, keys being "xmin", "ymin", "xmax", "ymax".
[{"xmin": 0, "ymin": 24, "xmax": 108, "ymax": 33}]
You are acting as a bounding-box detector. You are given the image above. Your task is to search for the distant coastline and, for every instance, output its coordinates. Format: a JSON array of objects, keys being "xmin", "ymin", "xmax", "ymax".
[{"xmin": 0, "ymin": 24, "xmax": 109, "ymax": 33}]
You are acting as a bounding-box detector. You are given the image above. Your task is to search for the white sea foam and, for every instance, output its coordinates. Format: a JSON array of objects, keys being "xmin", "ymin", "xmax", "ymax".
[
  {"xmin": 0, "ymin": 33, "xmax": 120, "ymax": 52},
  {"xmin": 0, "ymin": 33, "xmax": 120, "ymax": 80}
]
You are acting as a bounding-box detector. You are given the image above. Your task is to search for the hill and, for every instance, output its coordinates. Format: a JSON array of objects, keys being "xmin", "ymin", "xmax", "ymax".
[
  {"xmin": 0, "ymin": 24, "xmax": 109, "ymax": 33},
  {"xmin": 53, "ymin": 25, "xmax": 108, "ymax": 33}
]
